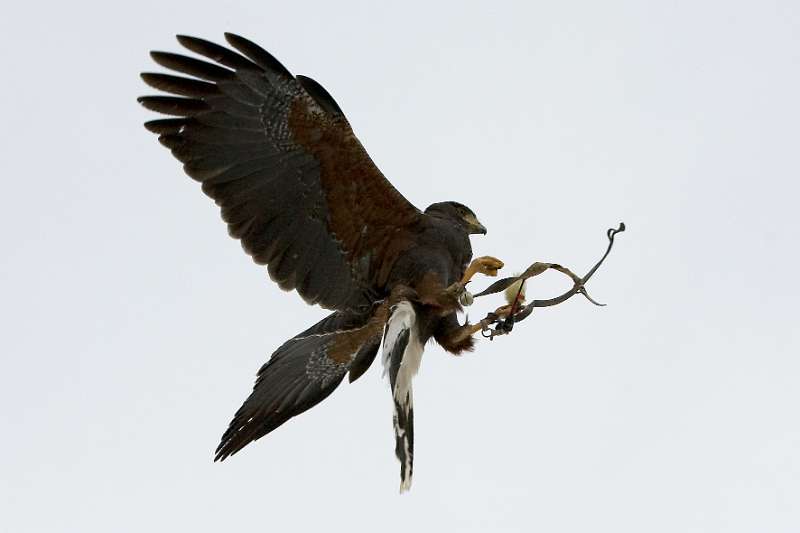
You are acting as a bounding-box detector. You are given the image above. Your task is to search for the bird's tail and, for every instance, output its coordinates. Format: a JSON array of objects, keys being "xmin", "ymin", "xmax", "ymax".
[
  {"xmin": 393, "ymin": 388, "xmax": 415, "ymax": 493},
  {"xmin": 382, "ymin": 300, "xmax": 423, "ymax": 492}
]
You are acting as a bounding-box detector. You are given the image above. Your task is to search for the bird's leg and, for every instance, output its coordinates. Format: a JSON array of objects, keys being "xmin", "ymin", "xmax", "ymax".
[
  {"xmin": 492, "ymin": 304, "xmax": 516, "ymax": 318},
  {"xmin": 461, "ymin": 256, "xmax": 504, "ymax": 284},
  {"xmin": 444, "ymin": 319, "xmax": 492, "ymax": 347},
  {"xmin": 435, "ymin": 281, "xmax": 469, "ymax": 310},
  {"xmin": 423, "ymin": 257, "xmax": 504, "ymax": 313},
  {"xmin": 439, "ymin": 256, "xmax": 505, "ymax": 310},
  {"xmin": 440, "ymin": 294, "xmax": 527, "ymax": 348}
]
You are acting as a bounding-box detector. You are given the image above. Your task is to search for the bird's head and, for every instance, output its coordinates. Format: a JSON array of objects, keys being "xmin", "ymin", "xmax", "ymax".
[{"xmin": 425, "ymin": 201, "xmax": 487, "ymax": 235}]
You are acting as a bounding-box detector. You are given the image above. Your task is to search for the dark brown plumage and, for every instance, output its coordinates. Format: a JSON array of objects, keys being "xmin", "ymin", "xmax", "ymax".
[{"xmin": 139, "ymin": 33, "xmax": 493, "ymax": 490}]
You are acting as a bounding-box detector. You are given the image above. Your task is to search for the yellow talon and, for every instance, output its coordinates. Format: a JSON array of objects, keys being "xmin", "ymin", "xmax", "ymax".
[{"xmin": 462, "ymin": 256, "xmax": 504, "ymax": 283}]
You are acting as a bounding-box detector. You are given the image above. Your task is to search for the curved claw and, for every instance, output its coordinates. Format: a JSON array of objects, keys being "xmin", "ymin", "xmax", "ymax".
[{"xmin": 462, "ymin": 256, "xmax": 505, "ymax": 284}]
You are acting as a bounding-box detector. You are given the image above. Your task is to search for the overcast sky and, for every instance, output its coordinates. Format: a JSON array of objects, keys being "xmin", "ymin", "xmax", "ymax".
[{"xmin": 2, "ymin": 1, "xmax": 799, "ymax": 531}]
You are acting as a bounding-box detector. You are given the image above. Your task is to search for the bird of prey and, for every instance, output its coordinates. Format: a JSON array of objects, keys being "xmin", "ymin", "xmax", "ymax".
[{"xmin": 139, "ymin": 33, "xmax": 504, "ymax": 492}]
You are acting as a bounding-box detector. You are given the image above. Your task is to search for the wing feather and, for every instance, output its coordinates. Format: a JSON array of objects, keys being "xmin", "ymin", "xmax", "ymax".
[
  {"xmin": 149, "ymin": 50, "xmax": 233, "ymax": 81},
  {"xmin": 140, "ymin": 33, "xmax": 422, "ymax": 311},
  {"xmin": 223, "ymin": 32, "xmax": 294, "ymax": 78},
  {"xmin": 215, "ymin": 304, "xmax": 386, "ymax": 460}
]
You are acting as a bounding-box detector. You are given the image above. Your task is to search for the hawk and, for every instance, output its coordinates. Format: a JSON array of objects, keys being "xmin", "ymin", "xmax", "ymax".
[{"xmin": 139, "ymin": 33, "xmax": 504, "ymax": 492}]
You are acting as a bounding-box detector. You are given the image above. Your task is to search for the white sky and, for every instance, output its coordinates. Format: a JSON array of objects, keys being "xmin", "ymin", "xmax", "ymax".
[{"xmin": 1, "ymin": 1, "xmax": 799, "ymax": 531}]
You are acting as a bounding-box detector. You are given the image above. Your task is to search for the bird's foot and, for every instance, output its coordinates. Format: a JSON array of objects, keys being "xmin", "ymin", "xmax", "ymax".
[
  {"xmin": 493, "ymin": 304, "xmax": 515, "ymax": 318},
  {"xmin": 461, "ymin": 256, "xmax": 504, "ymax": 284}
]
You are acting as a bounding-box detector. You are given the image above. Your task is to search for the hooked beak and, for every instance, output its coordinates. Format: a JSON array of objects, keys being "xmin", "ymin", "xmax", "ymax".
[
  {"xmin": 464, "ymin": 213, "xmax": 487, "ymax": 235},
  {"xmin": 471, "ymin": 222, "xmax": 487, "ymax": 235}
]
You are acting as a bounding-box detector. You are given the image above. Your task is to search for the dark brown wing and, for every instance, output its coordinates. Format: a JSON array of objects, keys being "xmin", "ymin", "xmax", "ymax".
[
  {"xmin": 139, "ymin": 33, "xmax": 421, "ymax": 310},
  {"xmin": 214, "ymin": 303, "xmax": 386, "ymax": 460}
]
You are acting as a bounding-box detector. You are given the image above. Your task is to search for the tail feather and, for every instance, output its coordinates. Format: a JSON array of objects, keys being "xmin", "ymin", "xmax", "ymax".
[
  {"xmin": 382, "ymin": 300, "xmax": 423, "ymax": 492},
  {"xmin": 394, "ymin": 390, "xmax": 415, "ymax": 493}
]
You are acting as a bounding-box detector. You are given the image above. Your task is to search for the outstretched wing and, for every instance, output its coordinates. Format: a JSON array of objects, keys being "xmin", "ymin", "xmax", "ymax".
[
  {"xmin": 215, "ymin": 303, "xmax": 387, "ymax": 461},
  {"xmin": 139, "ymin": 33, "xmax": 422, "ymax": 310}
]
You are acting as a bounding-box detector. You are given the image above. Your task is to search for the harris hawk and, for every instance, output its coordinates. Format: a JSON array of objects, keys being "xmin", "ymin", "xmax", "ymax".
[{"xmin": 139, "ymin": 33, "xmax": 505, "ymax": 492}]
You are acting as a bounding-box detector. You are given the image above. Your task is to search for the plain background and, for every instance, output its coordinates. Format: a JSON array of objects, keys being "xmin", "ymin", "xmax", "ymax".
[{"xmin": 2, "ymin": 1, "xmax": 798, "ymax": 531}]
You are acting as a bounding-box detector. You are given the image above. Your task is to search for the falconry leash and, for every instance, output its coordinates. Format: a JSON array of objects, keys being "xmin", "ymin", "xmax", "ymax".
[{"xmin": 467, "ymin": 222, "xmax": 626, "ymax": 340}]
